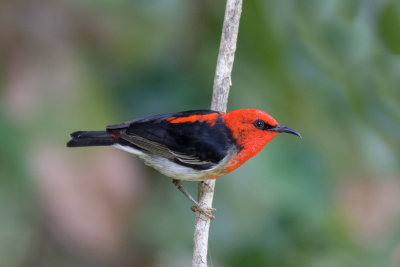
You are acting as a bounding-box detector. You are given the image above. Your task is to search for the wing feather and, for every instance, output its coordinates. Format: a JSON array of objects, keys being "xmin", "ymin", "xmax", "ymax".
[
  {"xmin": 120, "ymin": 134, "xmax": 174, "ymax": 159},
  {"xmin": 107, "ymin": 110, "xmax": 236, "ymax": 170},
  {"xmin": 169, "ymin": 151, "xmax": 215, "ymax": 165}
]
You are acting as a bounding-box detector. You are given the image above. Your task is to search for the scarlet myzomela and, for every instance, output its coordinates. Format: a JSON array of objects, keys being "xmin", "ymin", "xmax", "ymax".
[{"xmin": 67, "ymin": 109, "xmax": 301, "ymax": 218}]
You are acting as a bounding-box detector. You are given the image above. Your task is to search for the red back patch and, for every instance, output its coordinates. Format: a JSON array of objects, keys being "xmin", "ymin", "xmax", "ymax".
[{"xmin": 167, "ymin": 113, "xmax": 221, "ymax": 126}]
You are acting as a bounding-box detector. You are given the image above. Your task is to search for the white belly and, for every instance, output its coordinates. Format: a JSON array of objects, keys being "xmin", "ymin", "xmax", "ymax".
[{"xmin": 113, "ymin": 144, "xmax": 229, "ymax": 181}]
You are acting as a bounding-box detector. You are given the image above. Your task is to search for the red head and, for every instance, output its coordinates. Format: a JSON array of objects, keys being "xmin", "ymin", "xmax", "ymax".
[{"xmin": 222, "ymin": 109, "xmax": 300, "ymax": 173}]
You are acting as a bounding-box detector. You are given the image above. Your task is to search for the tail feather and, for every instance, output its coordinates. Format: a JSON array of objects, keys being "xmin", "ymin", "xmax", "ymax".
[{"xmin": 67, "ymin": 131, "xmax": 116, "ymax": 147}]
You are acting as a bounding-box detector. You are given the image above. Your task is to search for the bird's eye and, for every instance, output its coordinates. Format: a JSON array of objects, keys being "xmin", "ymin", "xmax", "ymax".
[{"xmin": 254, "ymin": 120, "xmax": 265, "ymax": 129}]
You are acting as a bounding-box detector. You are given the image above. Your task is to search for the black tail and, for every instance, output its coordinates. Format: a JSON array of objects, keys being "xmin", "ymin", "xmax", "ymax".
[{"xmin": 67, "ymin": 131, "xmax": 116, "ymax": 147}]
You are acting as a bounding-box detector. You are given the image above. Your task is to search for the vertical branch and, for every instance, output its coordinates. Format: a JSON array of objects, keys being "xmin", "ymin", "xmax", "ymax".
[
  {"xmin": 210, "ymin": 0, "xmax": 242, "ymax": 112},
  {"xmin": 192, "ymin": 1, "xmax": 243, "ymax": 267}
]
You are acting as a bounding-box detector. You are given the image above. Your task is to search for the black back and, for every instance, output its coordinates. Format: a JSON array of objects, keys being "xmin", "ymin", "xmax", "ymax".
[{"xmin": 107, "ymin": 110, "xmax": 237, "ymax": 170}]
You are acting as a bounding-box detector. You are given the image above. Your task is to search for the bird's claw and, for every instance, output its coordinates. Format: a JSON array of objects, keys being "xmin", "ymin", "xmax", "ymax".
[{"xmin": 191, "ymin": 205, "xmax": 216, "ymax": 220}]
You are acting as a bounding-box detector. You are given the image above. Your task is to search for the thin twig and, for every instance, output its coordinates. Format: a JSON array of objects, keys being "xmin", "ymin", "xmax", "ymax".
[{"xmin": 191, "ymin": 1, "xmax": 243, "ymax": 266}]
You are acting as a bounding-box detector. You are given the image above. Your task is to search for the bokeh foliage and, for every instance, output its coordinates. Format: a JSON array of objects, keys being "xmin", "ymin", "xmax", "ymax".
[{"xmin": 0, "ymin": 0, "xmax": 399, "ymax": 266}]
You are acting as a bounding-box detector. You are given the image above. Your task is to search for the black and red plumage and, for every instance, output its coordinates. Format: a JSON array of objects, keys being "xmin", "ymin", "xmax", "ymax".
[{"xmin": 67, "ymin": 109, "xmax": 300, "ymax": 181}]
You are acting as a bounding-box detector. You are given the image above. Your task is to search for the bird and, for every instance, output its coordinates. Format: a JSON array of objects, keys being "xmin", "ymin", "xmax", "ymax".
[{"xmin": 67, "ymin": 109, "xmax": 301, "ymax": 218}]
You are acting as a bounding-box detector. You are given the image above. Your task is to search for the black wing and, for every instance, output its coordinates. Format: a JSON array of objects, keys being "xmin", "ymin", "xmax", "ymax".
[{"xmin": 106, "ymin": 110, "xmax": 236, "ymax": 170}]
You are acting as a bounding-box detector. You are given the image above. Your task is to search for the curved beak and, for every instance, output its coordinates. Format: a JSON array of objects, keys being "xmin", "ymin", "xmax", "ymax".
[{"xmin": 270, "ymin": 124, "xmax": 302, "ymax": 138}]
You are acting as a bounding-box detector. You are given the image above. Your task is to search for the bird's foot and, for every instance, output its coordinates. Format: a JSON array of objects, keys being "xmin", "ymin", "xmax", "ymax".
[
  {"xmin": 191, "ymin": 204, "xmax": 216, "ymax": 220},
  {"xmin": 172, "ymin": 179, "xmax": 216, "ymax": 219}
]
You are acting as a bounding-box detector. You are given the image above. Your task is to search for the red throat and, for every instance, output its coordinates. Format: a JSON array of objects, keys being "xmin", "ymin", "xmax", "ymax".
[{"xmin": 222, "ymin": 109, "xmax": 279, "ymax": 174}]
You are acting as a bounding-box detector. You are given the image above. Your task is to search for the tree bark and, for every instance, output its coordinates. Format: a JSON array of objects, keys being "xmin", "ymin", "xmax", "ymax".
[{"xmin": 191, "ymin": 1, "xmax": 243, "ymax": 266}]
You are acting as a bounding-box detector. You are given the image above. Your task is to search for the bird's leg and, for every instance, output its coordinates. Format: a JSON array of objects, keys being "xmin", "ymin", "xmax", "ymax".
[
  {"xmin": 172, "ymin": 179, "xmax": 198, "ymax": 205},
  {"xmin": 172, "ymin": 179, "xmax": 215, "ymax": 219}
]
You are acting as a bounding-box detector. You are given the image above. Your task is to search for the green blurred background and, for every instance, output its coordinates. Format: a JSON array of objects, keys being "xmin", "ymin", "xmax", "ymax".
[{"xmin": 1, "ymin": 0, "xmax": 400, "ymax": 266}]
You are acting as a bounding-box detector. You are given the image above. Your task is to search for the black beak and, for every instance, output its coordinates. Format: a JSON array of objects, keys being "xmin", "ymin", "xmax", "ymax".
[{"xmin": 270, "ymin": 124, "xmax": 302, "ymax": 138}]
